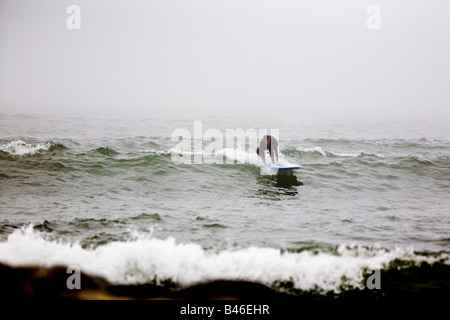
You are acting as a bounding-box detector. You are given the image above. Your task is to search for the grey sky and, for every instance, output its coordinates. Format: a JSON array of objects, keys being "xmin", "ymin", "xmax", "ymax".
[{"xmin": 0, "ymin": 0, "xmax": 449, "ymax": 120}]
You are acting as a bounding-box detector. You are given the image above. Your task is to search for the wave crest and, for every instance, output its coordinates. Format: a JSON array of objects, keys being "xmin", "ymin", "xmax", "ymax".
[
  {"xmin": 0, "ymin": 140, "xmax": 66, "ymax": 156},
  {"xmin": 0, "ymin": 226, "xmax": 447, "ymax": 293},
  {"xmin": 296, "ymin": 146, "xmax": 384, "ymax": 158}
]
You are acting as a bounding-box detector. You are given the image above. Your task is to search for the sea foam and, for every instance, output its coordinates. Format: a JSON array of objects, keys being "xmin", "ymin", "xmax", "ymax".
[
  {"xmin": 0, "ymin": 140, "xmax": 52, "ymax": 156},
  {"xmin": 168, "ymin": 145, "xmax": 298, "ymax": 168},
  {"xmin": 297, "ymin": 146, "xmax": 384, "ymax": 158},
  {"xmin": 0, "ymin": 226, "xmax": 446, "ymax": 293}
]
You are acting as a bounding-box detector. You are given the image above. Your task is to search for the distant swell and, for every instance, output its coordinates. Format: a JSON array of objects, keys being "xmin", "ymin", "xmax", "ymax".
[{"xmin": 92, "ymin": 147, "xmax": 119, "ymax": 156}]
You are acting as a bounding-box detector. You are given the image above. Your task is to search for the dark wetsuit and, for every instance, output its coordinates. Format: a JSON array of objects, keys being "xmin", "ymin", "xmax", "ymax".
[{"xmin": 256, "ymin": 135, "xmax": 279, "ymax": 165}]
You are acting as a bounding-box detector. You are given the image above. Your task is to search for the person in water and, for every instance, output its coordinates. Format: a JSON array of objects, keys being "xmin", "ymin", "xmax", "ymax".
[{"xmin": 256, "ymin": 135, "xmax": 279, "ymax": 166}]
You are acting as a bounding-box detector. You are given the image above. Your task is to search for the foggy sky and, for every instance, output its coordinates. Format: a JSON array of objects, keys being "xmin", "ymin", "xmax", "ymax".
[{"xmin": 0, "ymin": 0, "xmax": 449, "ymax": 120}]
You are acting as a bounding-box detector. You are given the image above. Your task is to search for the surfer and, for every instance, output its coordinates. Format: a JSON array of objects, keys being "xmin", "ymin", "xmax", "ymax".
[{"xmin": 256, "ymin": 135, "xmax": 279, "ymax": 166}]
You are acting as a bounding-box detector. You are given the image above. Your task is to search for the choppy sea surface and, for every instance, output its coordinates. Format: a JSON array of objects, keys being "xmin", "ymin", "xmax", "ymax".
[{"xmin": 0, "ymin": 114, "xmax": 449, "ymax": 296}]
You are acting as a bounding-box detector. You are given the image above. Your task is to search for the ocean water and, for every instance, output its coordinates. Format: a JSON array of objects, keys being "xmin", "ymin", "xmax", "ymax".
[{"xmin": 0, "ymin": 113, "xmax": 449, "ymax": 296}]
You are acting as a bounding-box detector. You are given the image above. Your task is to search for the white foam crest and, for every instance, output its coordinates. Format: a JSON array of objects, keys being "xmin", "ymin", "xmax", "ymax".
[
  {"xmin": 297, "ymin": 146, "xmax": 384, "ymax": 158},
  {"xmin": 331, "ymin": 150, "xmax": 384, "ymax": 158},
  {"xmin": 0, "ymin": 140, "xmax": 52, "ymax": 156},
  {"xmin": 331, "ymin": 151, "xmax": 361, "ymax": 157},
  {"xmin": 297, "ymin": 146, "xmax": 327, "ymax": 156},
  {"xmin": 0, "ymin": 227, "xmax": 446, "ymax": 292},
  {"xmin": 169, "ymin": 145, "xmax": 298, "ymax": 167},
  {"xmin": 214, "ymin": 147, "xmax": 260, "ymax": 165},
  {"xmin": 138, "ymin": 149, "xmax": 170, "ymax": 155},
  {"xmin": 167, "ymin": 146, "xmax": 206, "ymax": 156}
]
